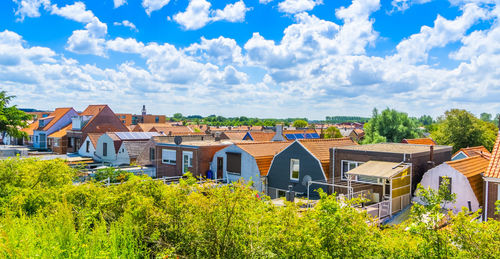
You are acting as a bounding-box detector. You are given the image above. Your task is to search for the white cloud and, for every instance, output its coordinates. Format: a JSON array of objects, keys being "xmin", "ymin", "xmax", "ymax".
[
  {"xmin": 114, "ymin": 0, "xmax": 127, "ymax": 8},
  {"xmin": 106, "ymin": 37, "xmax": 145, "ymax": 53},
  {"xmin": 278, "ymin": 0, "xmax": 323, "ymax": 14},
  {"xmin": 13, "ymin": 0, "xmax": 50, "ymax": 21},
  {"xmin": 212, "ymin": 1, "xmax": 250, "ymax": 22},
  {"xmin": 391, "ymin": 0, "xmax": 431, "ymax": 12},
  {"xmin": 394, "ymin": 3, "xmax": 487, "ymax": 64},
  {"xmin": 185, "ymin": 36, "xmax": 243, "ymax": 66},
  {"xmin": 114, "ymin": 20, "xmax": 138, "ymax": 31},
  {"xmin": 259, "ymin": 0, "xmax": 273, "ymax": 3},
  {"xmin": 142, "ymin": 0, "xmax": 171, "ymax": 15},
  {"xmin": 173, "ymin": 0, "xmax": 250, "ymax": 30},
  {"xmin": 50, "ymin": 2, "xmax": 95, "ymax": 23}
]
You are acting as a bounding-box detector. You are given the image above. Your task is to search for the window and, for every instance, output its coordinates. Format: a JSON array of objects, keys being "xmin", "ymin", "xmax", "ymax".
[
  {"xmin": 290, "ymin": 159, "xmax": 300, "ymax": 181},
  {"xmin": 103, "ymin": 142, "xmax": 108, "ymax": 156},
  {"xmin": 86, "ymin": 141, "xmax": 90, "ymax": 153},
  {"xmin": 226, "ymin": 152, "xmax": 241, "ymax": 174},
  {"xmin": 341, "ymin": 160, "xmax": 364, "ymax": 179},
  {"xmin": 277, "ymin": 190, "xmax": 287, "ymax": 198},
  {"xmin": 53, "ymin": 139, "xmax": 59, "ymax": 147},
  {"xmin": 183, "ymin": 151, "xmax": 193, "ymax": 172},
  {"xmin": 150, "ymin": 148, "xmax": 155, "ymax": 161},
  {"xmin": 155, "ymin": 116, "xmax": 159, "ymax": 123},
  {"xmin": 35, "ymin": 136, "xmax": 39, "ymax": 143},
  {"xmin": 497, "ymin": 184, "xmax": 500, "ymax": 202},
  {"xmin": 162, "ymin": 149, "xmax": 176, "ymax": 165},
  {"xmin": 439, "ymin": 176, "xmax": 452, "ymax": 193}
]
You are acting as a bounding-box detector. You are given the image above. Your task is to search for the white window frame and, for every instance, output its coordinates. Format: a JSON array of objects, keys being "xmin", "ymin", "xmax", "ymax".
[
  {"xmin": 290, "ymin": 159, "xmax": 300, "ymax": 181},
  {"xmin": 183, "ymin": 151, "xmax": 193, "ymax": 170},
  {"xmin": 341, "ymin": 160, "xmax": 364, "ymax": 180},
  {"xmin": 162, "ymin": 149, "xmax": 176, "ymax": 165}
]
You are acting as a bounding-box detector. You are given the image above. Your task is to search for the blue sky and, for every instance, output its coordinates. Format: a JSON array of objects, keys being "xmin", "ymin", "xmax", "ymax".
[{"xmin": 1, "ymin": 0, "xmax": 499, "ymax": 119}]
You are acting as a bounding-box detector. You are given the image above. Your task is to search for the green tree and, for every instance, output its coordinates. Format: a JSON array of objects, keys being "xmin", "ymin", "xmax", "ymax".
[
  {"xmin": 172, "ymin": 113, "xmax": 183, "ymax": 121},
  {"xmin": 292, "ymin": 120, "xmax": 308, "ymax": 128},
  {"xmin": 418, "ymin": 115, "xmax": 434, "ymax": 125},
  {"xmin": 480, "ymin": 112, "xmax": 492, "ymax": 122},
  {"xmin": 362, "ymin": 108, "xmax": 419, "ymax": 144},
  {"xmin": 324, "ymin": 126, "xmax": 342, "ymax": 138},
  {"xmin": 431, "ymin": 109, "xmax": 497, "ymax": 152},
  {"xmin": 0, "ymin": 91, "xmax": 32, "ymax": 140}
]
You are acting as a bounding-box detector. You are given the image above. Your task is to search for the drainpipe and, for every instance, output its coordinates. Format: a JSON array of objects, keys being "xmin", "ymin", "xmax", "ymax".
[{"xmin": 484, "ymin": 180, "xmax": 489, "ymax": 222}]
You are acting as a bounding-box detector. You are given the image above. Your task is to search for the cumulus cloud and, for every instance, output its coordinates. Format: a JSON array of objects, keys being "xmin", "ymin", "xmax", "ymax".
[
  {"xmin": 13, "ymin": 0, "xmax": 50, "ymax": 21},
  {"xmin": 50, "ymin": 2, "xmax": 95, "ymax": 23},
  {"xmin": 142, "ymin": 0, "xmax": 171, "ymax": 15},
  {"xmin": 173, "ymin": 0, "xmax": 250, "ymax": 30},
  {"xmin": 391, "ymin": 0, "xmax": 431, "ymax": 12},
  {"xmin": 114, "ymin": 0, "xmax": 127, "ymax": 8},
  {"xmin": 185, "ymin": 36, "xmax": 243, "ymax": 66},
  {"xmin": 114, "ymin": 20, "xmax": 138, "ymax": 31},
  {"xmin": 278, "ymin": 0, "xmax": 323, "ymax": 14}
]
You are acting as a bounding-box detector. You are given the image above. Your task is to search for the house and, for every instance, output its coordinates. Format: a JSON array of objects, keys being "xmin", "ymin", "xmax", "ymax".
[
  {"xmin": 47, "ymin": 124, "xmax": 72, "ymax": 154},
  {"xmin": 345, "ymin": 161, "xmax": 412, "ymax": 218},
  {"xmin": 152, "ymin": 135, "xmax": 233, "ymax": 178},
  {"xmin": 20, "ymin": 120, "xmax": 39, "ymax": 145},
  {"xmin": 210, "ymin": 141, "xmax": 291, "ymax": 192},
  {"xmin": 452, "ymin": 146, "xmax": 491, "ymax": 161},
  {"xmin": 401, "ymin": 138, "xmax": 436, "ymax": 145},
  {"xmin": 419, "ymin": 155, "xmax": 488, "ymax": 214},
  {"xmin": 331, "ymin": 143, "xmax": 453, "ymax": 195},
  {"xmin": 483, "ymin": 131, "xmax": 500, "ymax": 221},
  {"xmin": 78, "ymin": 133, "xmax": 101, "ymax": 157},
  {"xmin": 116, "ymin": 105, "xmax": 166, "ymax": 126},
  {"xmin": 67, "ymin": 105, "xmax": 129, "ymax": 154},
  {"xmin": 266, "ymin": 138, "xmax": 357, "ymax": 199},
  {"xmin": 33, "ymin": 108, "xmax": 78, "ymax": 150},
  {"xmin": 94, "ymin": 132, "xmax": 161, "ymax": 166}
]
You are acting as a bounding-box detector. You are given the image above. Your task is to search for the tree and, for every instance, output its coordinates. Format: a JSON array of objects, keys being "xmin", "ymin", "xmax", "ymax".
[
  {"xmin": 292, "ymin": 120, "xmax": 308, "ymax": 128},
  {"xmin": 418, "ymin": 115, "xmax": 434, "ymax": 126},
  {"xmin": 362, "ymin": 108, "xmax": 420, "ymax": 144},
  {"xmin": 431, "ymin": 109, "xmax": 497, "ymax": 152},
  {"xmin": 324, "ymin": 126, "xmax": 342, "ymax": 138},
  {"xmin": 172, "ymin": 113, "xmax": 183, "ymax": 121},
  {"xmin": 0, "ymin": 91, "xmax": 31, "ymax": 140},
  {"xmin": 480, "ymin": 112, "xmax": 492, "ymax": 122}
]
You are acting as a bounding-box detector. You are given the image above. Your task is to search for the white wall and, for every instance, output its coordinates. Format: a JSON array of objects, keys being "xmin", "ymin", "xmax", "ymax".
[
  {"xmin": 114, "ymin": 143, "xmax": 131, "ymax": 166},
  {"xmin": 210, "ymin": 145, "xmax": 264, "ymax": 192},
  {"xmin": 78, "ymin": 136, "xmax": 96, "ymax": 157},
  {"xmin": 419, "ymin": 163, "xmax": 480, "ymax": 213},
  {"xmin": 95, "ymin": 134, "xmax": 118, "ymax": 163}
]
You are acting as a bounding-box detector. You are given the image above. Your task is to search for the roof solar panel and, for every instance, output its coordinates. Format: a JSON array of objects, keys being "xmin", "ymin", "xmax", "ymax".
[
  {"xmin": 294, "ymin": 134, "xmax": 305, "ymax": 139},
  {"xmin": 115, "ymin": 132, "xmax": 160, "ymax": 140},
  {"xmin": 285, "ymin": 134, "xmax": 296, "ymax": 140},
  {"xmin": 305, "ymin": 133, "xmax": 313, "ymax": 139},
  {"xmin": 310, "ymin": 133, "xmax": 320, "ymax": 138}
]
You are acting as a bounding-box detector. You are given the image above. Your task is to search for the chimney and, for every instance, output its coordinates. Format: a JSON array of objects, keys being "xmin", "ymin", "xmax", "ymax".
[
  {"xmin": 427, "ymin": 145, "xmax": 435, "ymax": 168},
  {"xmin": 272, "ymin": 124, "xmax": 284, "ymax": 142}
]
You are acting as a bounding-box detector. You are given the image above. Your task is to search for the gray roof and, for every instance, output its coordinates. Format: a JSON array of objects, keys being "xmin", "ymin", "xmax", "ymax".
[
  {"xmin": 335, "ymin": 143, "xmax": 452, "ymax": 154},
  {"xmin": 122, "ymin": 141, "xmax": 150, "ymax": 158}
]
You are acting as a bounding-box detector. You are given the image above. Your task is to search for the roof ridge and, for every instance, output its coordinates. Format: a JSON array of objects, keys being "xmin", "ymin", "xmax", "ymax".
[{"xmin": 446, "ymin": 155, "xmax": 485, "ymax": 165}]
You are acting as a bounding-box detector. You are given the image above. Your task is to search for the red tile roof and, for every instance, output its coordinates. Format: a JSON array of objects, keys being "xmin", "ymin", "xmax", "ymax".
[
  {"xmin": 79, "ymin": 105, "xmax": 108, "ymax": 130},
  {"xmin": 453, "ymin": 146, "xmax": 491, "ymax": 160},
  {"xmin": 48, "ymin": 123, "xmax": 72, "ymax": 138},
  {"xmin": 236, "ymin": 141, "xmax": 291, "ymax": 175},
  {"xmin": 402, "ymin": 138, "xmax": 436, "ymax": 145},
  {"xmin": 485, "ymin": 131, "xmax": 500, "ymax": 178},
  {"xmin": 40, "ymin": 108, "xmax": 74, "ymax": 131},
  {"xmin": 87, "ymin": 133, "xmax": 102, "ymax": 148},
  {"xmin": 21, "ymin": 120, "xmax": 39, "ymax": 135},
  {"xmin": 247, "ymin": 131, "xmax": 275, "ymax": 142},
  {"xmin": 446, "ymin": 155, "xmax": 489, "ymax": 204}
]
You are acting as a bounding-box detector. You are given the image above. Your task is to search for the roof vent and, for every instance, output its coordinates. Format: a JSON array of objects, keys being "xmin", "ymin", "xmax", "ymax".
[{"xmin": 174, "ymin": 136, "xmax": 182, "ymax": 145}]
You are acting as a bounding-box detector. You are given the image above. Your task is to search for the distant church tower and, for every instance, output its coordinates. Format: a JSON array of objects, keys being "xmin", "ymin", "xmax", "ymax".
[{"xmin": 141, "ymin": 105, "xmax": 146, "ymax": 123}]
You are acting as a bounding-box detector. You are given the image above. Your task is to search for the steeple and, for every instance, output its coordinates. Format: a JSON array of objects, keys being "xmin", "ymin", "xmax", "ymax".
[{"xmin": 141, "ymin": 105, "xmax": 146, "ymax": 116}]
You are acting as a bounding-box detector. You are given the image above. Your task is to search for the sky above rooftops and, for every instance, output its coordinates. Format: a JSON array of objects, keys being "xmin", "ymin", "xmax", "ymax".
[{"xmin": 1, "ymin": 0, "xmax": 499, "ymax": 119}]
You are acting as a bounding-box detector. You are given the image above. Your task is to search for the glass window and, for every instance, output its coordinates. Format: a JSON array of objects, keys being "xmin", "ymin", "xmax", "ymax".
[
  {"xmin": 226, "ymin": 152, "xmax": 241, "ymax": 174},
  {"xmin": 103, "ymin": 142, "xmax": 108, "ymax": 156},
  {"xmin": 162, "ymin": 149, "xmax": 176, "ymax": 165},
  {"xmin": 341, "ymin": 160, "xmax": 364, "ymax": 179},
  {"xmin": 290, "ymin": 159, "xmax": 300, "ymax": 180},
  {"xmin": 183, "ymin": 151, "xmax": 193, "ymax": 173},
  {"xmin": 150, "ymin": 148, "xmax": 155, "ymax": 161}
]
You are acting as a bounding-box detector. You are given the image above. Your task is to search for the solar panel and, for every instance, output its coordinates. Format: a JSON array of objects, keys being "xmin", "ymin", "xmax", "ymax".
[
  {"xmin": 115, "ymin": 132, "xmax": 160, "ymax": 140},
  {"xmin": 305, "ymin": 133, "xmax": 314, "ymax": 139},
  {"xmin": 285, "ymin": 134, "xmax": 296, "ymax": 140},
  {"xmin": 310, "ymin": 133, "xmax": 320, "ymax": 138},
  {"xmin": 294, "ymin": 134, "xmax": 305, "ymax": 139}
]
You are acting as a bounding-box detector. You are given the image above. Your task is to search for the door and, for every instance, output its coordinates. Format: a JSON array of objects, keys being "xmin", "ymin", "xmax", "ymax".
[
  {"xmin": 217, "ymin": 157, "xmax": 224, "ymax": 179},
  {"xmin": 39, "ymin": 133, "xmax": 46, "ymax": 149},
  {"xmin": 183, "ymin": 151, "xmax": 193, "ymax": 173}
]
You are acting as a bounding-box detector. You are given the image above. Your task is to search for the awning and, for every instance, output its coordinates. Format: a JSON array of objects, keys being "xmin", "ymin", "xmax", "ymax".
[{"xmin": 345, "ymin": 161, "xmax": 410, "ymax": 179}]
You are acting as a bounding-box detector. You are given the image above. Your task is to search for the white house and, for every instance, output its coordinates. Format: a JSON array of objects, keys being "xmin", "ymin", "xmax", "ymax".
[
  {"xmin": 32, "ymin": 108, "xmax": 78, "ymax": 149},
  {"xmin": 78, "ymin": 133, "xmax": 101, "ymax": 157},
  {"xmin": 95, "ymin": 132, "xmax": 161, "ymax": 166},
  {"xmin": 210, "ymin": 142, "xmax": 290, "ymax": 192},
  {"xmin": 419, "ymin": 155, "xmax": 488, "ymax": 213}
]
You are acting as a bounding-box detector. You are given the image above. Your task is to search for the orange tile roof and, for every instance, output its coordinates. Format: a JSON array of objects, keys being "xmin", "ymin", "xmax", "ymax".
[
  {"xmin": 21, "ymin": 120, "xmax": 39, "ymax": 135},
  {"xmin": 222, "ymin": 131, "xmax": 247, "ymax": 140},
  {"xmin": 453, "ymin": 146, "xmax": 491, "ymax": 160},
  {"xmin": 134, "ymin": 123, "xmax": 189, "ymax": 132},
  {"xmin": 299, "ymin": 138, "xmax": 358, "ymax": 179},
  {"xmin": 79, "ymin": 105, "xmax": 107, "ymax": 130},
  {"xmin": 236, "ymin": 141, "xmax": 291, "ymax": 176},
  {"xmin": 247, "ymin": 131, "xmax": 275, "ymax": 142},
  {"xmin": 48, "ymin": 123, "xmax": 72, "ymax": 138},
  {"xmin": 41, "ymin": 108, "xmax": 74, "ymax": 131},
  {"xmin": 402, "ymin": 138, "xmax": 436, "ymax": 145},
  {"xmin": 149, "ymin": 126, "xmax": 193, "ymax": 134},
  {"xmin": 86, "ymin": 133, "xmax": 102, "ymax": 148},
  {"xmin": 485, "ymin": 131, "xmax": 500, "ymax": 178},
  {"xmin": 446, "ymin": 155, "xmax": 489, "ymax": 204}
]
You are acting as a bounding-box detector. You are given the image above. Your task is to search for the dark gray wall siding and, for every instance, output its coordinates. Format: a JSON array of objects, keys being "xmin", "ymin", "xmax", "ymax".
[{"xmin": 267, "ymin": 142, "xmax": 327, "ymax": 198}]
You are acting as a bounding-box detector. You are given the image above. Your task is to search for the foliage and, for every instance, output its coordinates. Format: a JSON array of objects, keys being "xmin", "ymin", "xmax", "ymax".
[
  {"xmin": 480, "ymin": 112, "xmax": 492, "ymax": 122},
  {"xmin": 93, "ymin": 167, "xmax": 131, "ymax": 183},
  {"xmin": 431, "ymin": 109, "xmax": 497, "ymax": 152},
  {"xmin": 418, "ymin": 115, "xmax": 434, "ymax": 125},
  {"xmin": 292, "ymin": 119, "xmax": 308, "ymax": 128},
  {"xmin": 362, "ymin": 108, "xmax": 420, "ymax": 144},
  {"xmin": 0, "ymin": 91, "xmax": 32, "ymax": 139},
  {"xmin": 325, "ymin": 116, "xmax": 369, "ymax": 123},
  {"xmin": 0, "ymin": 158, "xmax": 499, "ymax": 257},
  {"xmin": 324, "ymin": 126, "xmax": 342, "ymax": 138}
]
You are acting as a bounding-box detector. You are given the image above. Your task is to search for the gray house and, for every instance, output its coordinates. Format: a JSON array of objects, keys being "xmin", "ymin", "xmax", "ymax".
[
  {"xmin": 94, "ymin": 132, "xmax": 161, "ymax": 166},
  {"xmin": 266, "ymin": 138, "xmax": 357, "ymax": 199}
]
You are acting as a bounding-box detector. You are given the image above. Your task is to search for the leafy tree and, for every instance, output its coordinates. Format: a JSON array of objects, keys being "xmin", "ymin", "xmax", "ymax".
[
  {"xmin": 362, "ymin": 108, "xmax": 420, "ymax": 144},
  {"xmin": 172, "ymin": 113, "xmax": 183, "ymax": 121},
  {"xmin": 431, "ymin": 109, "xmax": 497, "ymax": 152},
  {"xmin": 292, "ymin": 120, "xmax": 308, "ymax": 128},
  {"xmin": 480, "ymin": 112, "xmax": 492, "ymax": 122},
  {"xmin": 0, "ymin": 91, "xmax": 32, "ymax": 140},
  {"xmin": 324, "ymin": 126, "xmax": 342, "ymax": 138},
  {"xmin": 418, "ymin": 115, "xmax": 434, "ymax": 126}
]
